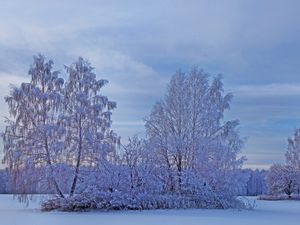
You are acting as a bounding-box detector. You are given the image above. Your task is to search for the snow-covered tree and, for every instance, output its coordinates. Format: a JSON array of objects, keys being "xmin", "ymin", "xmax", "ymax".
[
  {"xmin": 2, "ymin": 59, "xmax": 250, "ymax": 210},
  {"xmin": 266, "ymin": 164, "xmax": 300, "ymax": 197},
  {"xmin": 145, "ymin": 68, "xmax": 246, "ymax": 199},
  {"xmin": 2, "ymin": 55, "xmax": 119, "ymax": 198},
  {"xmin": 121, "ymin": 135, "xmax": 144, "ymax": 192},
  {"xmin": 63, "ymin": 57, "xmax": 119, "ymax": 196},
  {"xmin": 286, "ymin": 128, "xmax": 300, "ymax": 170},
  {"xmin": 2, "ymin": 54, "xmax": 65, "ymax": 197},
  {"xmin": 265, "ymin": 129, "xmax": 300, "ymax": 199},
  {"xmin": 120, "ymin": 136, "xmax": 165, "ymax": 195},
  {"xmin": 242, "ymin": 169, "xmax": 267, "ymax": 196}
]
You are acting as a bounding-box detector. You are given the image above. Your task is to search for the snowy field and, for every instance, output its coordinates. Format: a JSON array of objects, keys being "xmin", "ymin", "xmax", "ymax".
[{"xmin": 1, "ymin": 195, "xmax": 300, "ymax": 225}]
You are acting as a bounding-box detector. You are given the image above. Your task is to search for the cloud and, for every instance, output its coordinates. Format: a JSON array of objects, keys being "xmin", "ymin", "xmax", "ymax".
[
  {"xmin": 0, "ymin": 73, "xmax": 30, "ymax": 124},
  {"xmin": 243, "ymin": 163, "xmax": 272, "ymax": 170},
  {"xmin": 0, "ymin": 74, "xmax": 29, "ymax": 169},
  {"xmin": 0, "ymin": 0, "xmax": 300, "ymax": 169},
  {"xmin": 0, "ymin": 72, "xmax": 29, "ymax": 88},
  {"xmin": 234, "ymin": 83, "xmax": 300, "ymax": 97}
]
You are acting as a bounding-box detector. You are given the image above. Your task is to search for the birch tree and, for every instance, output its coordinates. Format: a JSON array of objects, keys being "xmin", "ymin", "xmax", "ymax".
[
  {"xmin": 2, "ymin": 54, "xmax": 65, "ymax": 197},
  {"xmin": 286, "ymin": 128, "xmax": 300, "ymax": 170},
  {"xmin": 145, "ymin": 68, "xmax": 245, "ymax": 194},
  {"xmin": 63, "ymin": 57, "xmax": 119, "ymax": 196}
]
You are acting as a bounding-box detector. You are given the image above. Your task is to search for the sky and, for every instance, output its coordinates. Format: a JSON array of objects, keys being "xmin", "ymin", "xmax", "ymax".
[{"xmin": 0, "ymin": 0, "xmax": 300, "ymax": 169}]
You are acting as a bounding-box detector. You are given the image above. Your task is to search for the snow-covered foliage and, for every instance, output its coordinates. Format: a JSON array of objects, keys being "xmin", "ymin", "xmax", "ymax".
[
  {"xmin": 0, "ymin": 169, "xmax": 11, "ymax": 194},
  {"xmin": 286, "ymin": 128, "xmax": 300, "ymax": 170},
  {"xmin": 62, "ymin": 57, "xmax": 119, "ymax": 196},
  {"xmin": 266, "ymin": 129, "xmax": 300, "ymax": 199},
  {"xmin": 2, "ymin": 55, "xmax": 65, "ymax": 196},
  {"xmin": 39, "ymin": 68, "xmax": 248, "ymax": 211},
  {"xmin": 41, "ymin": 184, "xmax": 246, "ymax": 212},
  {"xmin": 2, "ymin": 55, "xmax": 118, "ymax": 198},
  {"xmin": 2, "ymin": 57, "xmax": 248, "ymax": 210},
  {"xmin": 266, "ymin": 164, "xmax": 300, "ymax": 197},
  {"xmin": 238, "ymin": 169, "xmax": 267, "ymax": 196},
  {"xmin": 144, "ymin": 68, "xmax": 246, "ymax": 199}
]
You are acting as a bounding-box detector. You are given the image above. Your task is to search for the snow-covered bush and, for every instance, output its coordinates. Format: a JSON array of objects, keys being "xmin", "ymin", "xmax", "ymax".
[{"xmin": 41, "ymin": 184, "xmax": 247, "ymax": 211}]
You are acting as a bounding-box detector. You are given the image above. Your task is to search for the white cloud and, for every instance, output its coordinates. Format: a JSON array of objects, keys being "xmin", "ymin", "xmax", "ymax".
[
  {"xmin": 0, "ymin": 73, "xmax": 29, "ymax": 95},
  {"xmin": 0, "ymin": 73, "xmax": 29, "ymax": 131}
]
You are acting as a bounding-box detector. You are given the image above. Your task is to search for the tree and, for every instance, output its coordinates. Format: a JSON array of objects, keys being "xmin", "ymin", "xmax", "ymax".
[
  {"xmin": 265, "ymin": 129, "xmax": 300, "ymax": 198},
  {"xmin": 145, "ymin": 68, "xmax": 245, "ymax": 196},
  {"xmin": 2, "ymin": 54, "xmax": 65, "ymax": 197},
  {"xmin": 122, "ymin": 135, "xmax": 144, "ymax": 192},
  {"xmin": 243, "ymin": 169, "xmax": 267, "ymax": 196},
  {"xmin": 2, "ymin": 55, "xmax": 119, "ymax": 198},
  {"xmin": 266, "ymin": 164, "xmax": 300, "ymax": 197},
  {"xmin": 286, "ymin": 128, "xmax": 300, "ymax": 170},
  {"xmin": 63, "ymin": 57, "xmax": 119, "ymax": 196},
  {"xmin": 120, "ymin": 136, "xmax": 163, "ymax": 195}
]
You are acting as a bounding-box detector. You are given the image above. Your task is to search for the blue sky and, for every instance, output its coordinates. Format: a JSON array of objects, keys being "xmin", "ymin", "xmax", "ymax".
[{"xmin": 1, "ymin": 0, "xmax": 300, "ymax": 169}]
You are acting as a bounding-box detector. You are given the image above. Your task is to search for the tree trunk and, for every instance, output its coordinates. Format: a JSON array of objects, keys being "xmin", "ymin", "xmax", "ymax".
[
  {"xmin": 70, "ymin": 118, "xmax": 82, "ymax": 196},
  {"xmin": 45, "ymin": 137, "xmax": 65, "ymax": 198},
  {"xmin": 42, "ymin": 76, "xmax": 65, "ymax": 198}
]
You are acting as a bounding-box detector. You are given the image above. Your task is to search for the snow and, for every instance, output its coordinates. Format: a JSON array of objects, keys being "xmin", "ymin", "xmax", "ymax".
[{"xmin": 0, "ymin": 195, "xmax": 300, "ymax": 225}]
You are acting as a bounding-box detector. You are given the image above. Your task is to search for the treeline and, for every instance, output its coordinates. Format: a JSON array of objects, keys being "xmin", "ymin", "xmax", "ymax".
[
  {"xmin": 0, "ymin": 168, "xmax": 268, "ymax": 196},
  {"xmin": 239, "ymin": 169, "xmax": 267, "ymax": 196}
]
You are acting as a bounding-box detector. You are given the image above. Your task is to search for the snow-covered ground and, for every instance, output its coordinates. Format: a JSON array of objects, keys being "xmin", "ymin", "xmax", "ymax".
[{"xmin": 0, "ymin": 195, "xmax": 300, "ymax": 225}]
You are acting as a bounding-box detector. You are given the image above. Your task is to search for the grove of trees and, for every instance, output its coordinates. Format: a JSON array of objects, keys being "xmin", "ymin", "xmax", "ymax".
[{"xmin": 2, "ymin": 55, "xmax": 251, "ymax": 210}]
